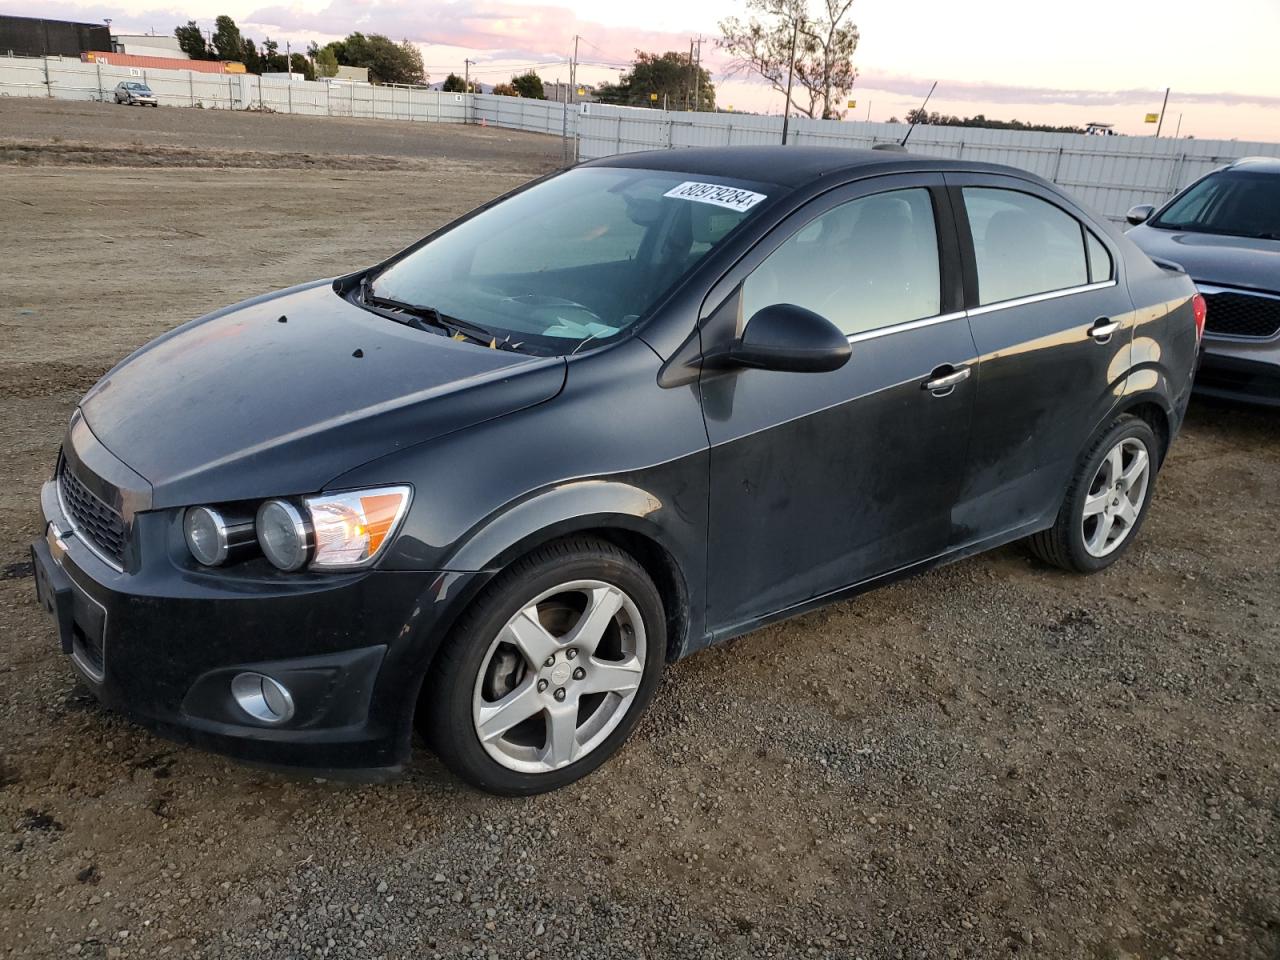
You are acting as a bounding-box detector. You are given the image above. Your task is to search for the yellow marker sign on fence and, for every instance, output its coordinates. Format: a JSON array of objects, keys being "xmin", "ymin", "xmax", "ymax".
[
  {"xmin": 649, "ymin": 92, "xmax": 658, "ymax": 102},
  {"xmin": 847, "ymin": 99, "xmax": 856, "ymax": 109},
  {"xmin": 1144, "ymin": 113, "xmax": 1159, "ymax": 123}
]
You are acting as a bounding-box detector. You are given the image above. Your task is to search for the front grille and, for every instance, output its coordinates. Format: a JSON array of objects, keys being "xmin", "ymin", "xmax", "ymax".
[
  {"xmin": 1202, "ymin": 290, "xmax": 1280, "ymax": 339},
  {"xmin": 58, "ymin": 460, "xmax": 127, "ymax": 567}
]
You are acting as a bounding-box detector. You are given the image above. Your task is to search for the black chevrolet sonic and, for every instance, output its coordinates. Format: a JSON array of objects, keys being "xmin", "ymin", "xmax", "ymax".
[{"xmin": 31, "ymin": 147, "xmax": 1202, "ymax": 794}]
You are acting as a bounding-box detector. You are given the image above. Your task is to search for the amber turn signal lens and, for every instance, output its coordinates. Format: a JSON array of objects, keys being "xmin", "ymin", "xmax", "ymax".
[{"xmin": 304, "ymin": 486, "xmax": 411, "ymax": 569}]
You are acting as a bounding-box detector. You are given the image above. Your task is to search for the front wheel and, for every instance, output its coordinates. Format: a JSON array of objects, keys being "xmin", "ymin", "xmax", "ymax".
[
  {"xmin": 422, "ymin": 537, "xmax": 666, "ymax": 795},
  {"xmin": 1028, "ymin": 413, "xmax": 1159, "ymax": 573}
]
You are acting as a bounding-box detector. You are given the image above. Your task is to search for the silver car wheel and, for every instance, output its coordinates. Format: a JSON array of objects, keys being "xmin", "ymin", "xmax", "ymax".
[
  {"xmin": 1081, "ymin": 437, "xmax": 1151, "ymax": 558},
  {"xmin": 471, "ymin": 579, "xmax": 646, "ymax": 774}
]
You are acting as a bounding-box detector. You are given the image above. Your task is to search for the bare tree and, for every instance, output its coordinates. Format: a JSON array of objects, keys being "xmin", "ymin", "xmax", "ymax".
[{"xmin": 719, "ymin": 0, "xmax": 859, "ymax": 120}]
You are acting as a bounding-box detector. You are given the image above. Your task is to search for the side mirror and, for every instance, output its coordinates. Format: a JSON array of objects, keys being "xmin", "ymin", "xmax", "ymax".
[
  {"xmin": 1126, "ymin": 204, "xmax": 1155, "ymax": 226},
  {"xmin": 716, "ymin": 303, "xmax": 851, "ymax": 373}
]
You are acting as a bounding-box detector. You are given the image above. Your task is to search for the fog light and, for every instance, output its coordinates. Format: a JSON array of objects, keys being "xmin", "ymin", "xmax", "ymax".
[{"xmin": 230, "ymin": 672, "xmax": 295, "ymax": 724}]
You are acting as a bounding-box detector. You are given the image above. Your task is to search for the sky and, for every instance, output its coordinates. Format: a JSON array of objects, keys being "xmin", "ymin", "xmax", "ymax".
[{"xmin": 12, "ymin": 0, "xmax": 1280, "ymax": 142}]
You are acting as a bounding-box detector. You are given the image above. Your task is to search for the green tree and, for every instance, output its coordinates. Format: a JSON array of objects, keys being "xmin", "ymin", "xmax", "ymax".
[
  {"xmin": 241, "ymin": 37, "xmax": 262, "ymax": 74},
  {"xmin": 314, "ymin": 46, "xmax": 339, "ymax": 78},
  {"xmin": 491, "ymin": 81, "xmax": 517, "ymax": 96},
  {"xmin": 211, "ymin": 14, "xmax": 245, "ymax": 62},
  {"xmin": 173, "ymin": 21, "xmax": 209, "ymax": 60},
  {"xmin": 323, "ymin": 33, "xmax": 426, "ymax": 85},
  {"xmin": 595, "ymin": 51, "xmax": 715, "ymax": 110},
  {"xmin": 441, "ymin": 73, "xmax": 479, "ymax": 92},
  {"xmin": 289, "ymin": 52, "xmax": 315, "ymax": 81},
  {"xmin": 719, "ymin": 0, "xmax": 859, "ymax": 119},
  {"xmin": 510, "ymin": 71, "xmax": 545, "ymax": 99}
]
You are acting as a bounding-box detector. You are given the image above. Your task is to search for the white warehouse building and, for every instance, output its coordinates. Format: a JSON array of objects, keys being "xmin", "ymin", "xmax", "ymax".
[{"xmin": 110, "ymin": 33, "xmax": 189, "ymax": 60}]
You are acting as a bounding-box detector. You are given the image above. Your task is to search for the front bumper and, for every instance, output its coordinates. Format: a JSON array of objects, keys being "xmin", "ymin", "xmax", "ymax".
[
  {"xmin": 32, "ymin": 478, "xmax": 469, "ymax": 775},
  {"xmin": 1197, "ymin": 336, "xmax": 1280, "ymax": 407}
]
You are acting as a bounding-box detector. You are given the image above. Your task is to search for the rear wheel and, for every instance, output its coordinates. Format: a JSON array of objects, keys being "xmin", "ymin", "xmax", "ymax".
[
  {"xmin": 1028, "ymin": 414, "xmax": 1158, "ymax": 572},
  {"xmin": 422, "ymin": 537, "xmax": 665, "ymax": 795}
]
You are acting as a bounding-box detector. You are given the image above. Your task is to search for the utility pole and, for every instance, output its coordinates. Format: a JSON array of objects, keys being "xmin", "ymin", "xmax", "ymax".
[
  {"xmin": 686, "ymin": 38, "xmax": 694, "ymax": 111},
  {"xmin": 781, "ymin": 14, "xmax": 801, "ymax": 144},
  {"xmin": 1155, "ymin": 86, "xmax": 1170, "ymax": 137},
  {"xmin": 1174, "ymin": 112, "xmax": 1183, "ymax": 138},
  {"xmin": 866, "ymin": 99, "xmax": 871, "ymax": 122},
  {"xmin": 464, "ymin": 58, "xmax": 473, "ymax": 93},
  {"xmin": 570, "ymin": 35, "xmax": 579, "ymax": 104},
  {"xmin": 693, "ymin": 37, "xmax": 702, "ymax": 111}
]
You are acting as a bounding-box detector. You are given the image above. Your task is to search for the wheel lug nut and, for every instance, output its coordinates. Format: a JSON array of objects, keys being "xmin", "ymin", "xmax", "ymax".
[
  {"xmin": 554, "ymin": 687, "xmax": 567, "ymax": 702},
  {"xmin": 537, "ymin": 679, "xmax": 548, "ymax": 693},
  {"xmin": 544, "ymin": 655, "xmax": 555, "ymax": 667},
  {"xmin": 566, "ymin": 648, "xmax": 577, "ymax": 661},
  {"xmin": 573, "ymin": 667, "xmax": 585, "ymax": 681}
]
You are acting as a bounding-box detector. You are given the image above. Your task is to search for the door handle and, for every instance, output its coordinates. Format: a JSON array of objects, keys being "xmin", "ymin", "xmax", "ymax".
[
  {"xmin": 1089, "ymin": 318, "xmax": 1120, "ymax": 342},
  {"xmin": 922, "ymin": 365, "xmax": 971, "ymax": 395}
]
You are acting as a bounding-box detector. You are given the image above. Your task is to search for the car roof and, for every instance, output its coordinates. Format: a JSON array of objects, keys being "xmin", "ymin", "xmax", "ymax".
[
  {"xmin": 584, "ymin": 145, "xmax": 1039, "ymax": 189},
  {"xmin": 1227, "ymin": 156, "xmax": 1280, "ymax": 174}
]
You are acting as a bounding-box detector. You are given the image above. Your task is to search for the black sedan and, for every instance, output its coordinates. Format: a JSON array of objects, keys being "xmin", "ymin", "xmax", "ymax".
[{"xmin": 30, "ymin": 147, "xmax": 1202, "ymax": 794}]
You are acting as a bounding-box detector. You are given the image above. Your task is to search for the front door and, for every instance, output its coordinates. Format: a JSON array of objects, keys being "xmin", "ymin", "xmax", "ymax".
[{"xmin": 701, "ymin": 174, "xmax": 977, "ymax": 637}]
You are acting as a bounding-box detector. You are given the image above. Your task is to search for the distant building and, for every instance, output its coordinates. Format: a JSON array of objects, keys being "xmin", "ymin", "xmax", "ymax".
[
  {"xmin": 0, "ymin": 14, "xmax": 110, "ymax": 57},
  {"xmin": 262, "ymin": 71, "xmax": 306, "ymax": 81},
  {"xmin": 332, "ymin": 65, "xmax": 369, "ymax": 83},
  {"xmin": 111, "ymin": 33, "xmax": 188, "ymax": 60},
  {"xmin": 543, "ymin": 82, "xmax": 596, "ymax": 104},
  {"xmin": 82, "ymin": 51, "xmax": 244, "ymax": 74}
]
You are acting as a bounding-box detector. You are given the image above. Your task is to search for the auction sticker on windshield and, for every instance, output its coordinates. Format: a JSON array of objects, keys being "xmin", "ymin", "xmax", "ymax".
[{"xmin": 663, "ymin": 181, "xmax": 767, "ymax": 212}]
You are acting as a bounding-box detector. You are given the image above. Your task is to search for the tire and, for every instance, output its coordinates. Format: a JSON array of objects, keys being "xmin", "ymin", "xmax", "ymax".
[
  {"xmin": 422, "ymin": 536, "xmax": 666, "ymax": 795},
  {"xmin": 1028, "ymin": 413, "xmax": 1160, "ymax": 573}
]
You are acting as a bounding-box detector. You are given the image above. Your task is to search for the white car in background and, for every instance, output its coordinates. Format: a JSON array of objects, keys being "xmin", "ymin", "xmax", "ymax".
[{"xmin": 114, "ymin": 81, "xmax": 158, "ymax": 107}]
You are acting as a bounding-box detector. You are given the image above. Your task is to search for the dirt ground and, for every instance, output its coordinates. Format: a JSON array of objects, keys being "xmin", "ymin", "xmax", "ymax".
[{"xmin": 1, "ymin": 102, "xmax": 1277, "ymax": 960}]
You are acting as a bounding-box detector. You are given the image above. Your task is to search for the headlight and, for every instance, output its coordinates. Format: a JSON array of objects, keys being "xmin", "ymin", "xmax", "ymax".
[
  {"xmin": 256, "ymin": 499, "xmax": 312, "ymax": 571},
  {"xmin": 184, "ymin": 505, "xmax": 253, "ymax": 566},
  {"xmin": 304, "ymin": 486, "xmax": 411, "ymax": 569}
]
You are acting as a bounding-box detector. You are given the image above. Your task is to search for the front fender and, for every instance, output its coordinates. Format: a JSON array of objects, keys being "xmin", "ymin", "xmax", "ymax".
[{"xmin": 445, "ymin": 479, "xmax": 668, "ymax": 571}]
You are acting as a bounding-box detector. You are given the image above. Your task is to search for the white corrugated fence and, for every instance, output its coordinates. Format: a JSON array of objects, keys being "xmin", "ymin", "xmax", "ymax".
[{"xmin": 5, "ymin": 54, "xmax": 1279, "ymax": 222}]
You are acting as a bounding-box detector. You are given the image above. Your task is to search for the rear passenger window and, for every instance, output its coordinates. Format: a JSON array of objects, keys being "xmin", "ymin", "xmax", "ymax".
[
  {"xmin": 962, "ymin": 188, "xmax": 1089, "ymax": 305},
  {"xmin": 741, "ymin": 188, "xmax": 941, "ymax": 337},
  {"xmin": 1085, "ymin": 230, "xmax": 1113, "ymax": 282}
]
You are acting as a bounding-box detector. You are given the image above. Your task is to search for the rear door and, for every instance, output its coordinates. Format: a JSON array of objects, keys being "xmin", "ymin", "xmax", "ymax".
[
  {"xmin": 946, "ymin": 174, "xmax": 1135, "ymax": 544},
  {"xmin": 701, "ymin": 173, "xmax": 977, "ymax": 636}
]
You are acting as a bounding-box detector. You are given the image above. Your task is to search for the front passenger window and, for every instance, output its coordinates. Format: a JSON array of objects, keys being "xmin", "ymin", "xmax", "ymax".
[{"xmin": 741, "ymin": 188, "xmax": 941, "ymax": 337}]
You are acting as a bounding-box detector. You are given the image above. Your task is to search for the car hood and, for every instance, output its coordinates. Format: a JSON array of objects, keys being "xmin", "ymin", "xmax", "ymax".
[
  {"xmin": 1127, "ymin": 225, "xmax": 1280, "ymax": 293},
  {"xmin": 78, "ymin": 280, "xmax": 566, "ymax": 508}
]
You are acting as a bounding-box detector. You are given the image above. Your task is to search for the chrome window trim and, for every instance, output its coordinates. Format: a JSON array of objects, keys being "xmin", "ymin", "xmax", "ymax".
[
  {"xmin": 966, "ymin": 280, "xmax": 1118, "ymax": 318},
  {"xmin": 56, "ymin": 471, "xmax": 126, "ymax": 574},
  {"xmin": 842, "ymin": 280, "xmax": 1119, "ymax": 344},
  {"xmin": 846, "ymin": 311, "xmax": 967, "ymax": 344}
]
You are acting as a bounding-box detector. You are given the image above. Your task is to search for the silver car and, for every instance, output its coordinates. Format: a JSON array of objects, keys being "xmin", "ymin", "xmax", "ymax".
[
  {"xmin": 114, "ymin": 81, "xmax": 158, "ymax": 107},
  {"xmin": 1126, "ymin": 157, "xmax": 1280, "ymax": 406}
]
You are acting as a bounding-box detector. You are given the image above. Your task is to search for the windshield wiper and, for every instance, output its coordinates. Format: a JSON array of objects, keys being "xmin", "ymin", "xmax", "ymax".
[{"xmin": 359, "ymin": 278, "xmax": 516, "ymax": 349}]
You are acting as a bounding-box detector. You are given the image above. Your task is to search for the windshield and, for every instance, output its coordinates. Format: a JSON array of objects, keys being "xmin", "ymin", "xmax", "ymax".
[
  {"xmin": 368, "ymin": 167, "xmax": 772, "ymax": 352},
  {"xmin": 1152, "ymin": 170, "xmax": 1280, "ymax": 240}
]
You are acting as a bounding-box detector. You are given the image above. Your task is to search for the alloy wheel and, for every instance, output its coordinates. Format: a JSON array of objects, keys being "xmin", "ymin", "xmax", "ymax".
[
  {"xmin": 1081, "ymin": 437, "xmax": 1151, "ymax": 558},
  {"xmin": 471, "ymin": 579, "xmax": 646, "ymax": 774}
]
